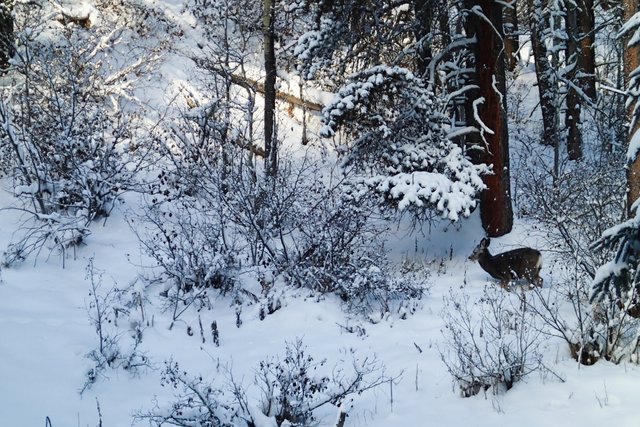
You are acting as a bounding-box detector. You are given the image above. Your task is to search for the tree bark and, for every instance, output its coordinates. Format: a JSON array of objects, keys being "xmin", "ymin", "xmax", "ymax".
[
  {"xmin": 263, "ymin": 0, "xmax": 277, "ymax": 178},
  {"xmin": 466, "ymin": 0, "xmax": 513, "ymax": 237},
  {"xmin": 414, "ymin": 0, "xmax": 433, "ymax": 77},
  {"xmin": 530, "ymin": 0, "xmax": 558, "ymax": 146},
  {"xmin": 0, "ymin": 0, "xmax": 13, "ymax": 71},
  {"xmin": 624, "ymin": 0, "xmax": 640, "ymax": 211},
  {"xmin": 503, "ymin": 0, "xmax": 519, "ymax": 71},
  {"xmin": 578, "ymin": 0, "xmax": 597, "ymax": 101},
  {"xmin": 565, "ymin": 7, "xmax": 583, "ymax": 160}
]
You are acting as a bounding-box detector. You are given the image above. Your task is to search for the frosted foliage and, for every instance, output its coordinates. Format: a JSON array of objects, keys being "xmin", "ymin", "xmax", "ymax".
[
  {"xmin": 321, "ymin": 66, "xmax": 487, "ymax": 220},
  {"xmin": 294, "ymin": 26, "xmax": 329, "ymax": 80},
  {"xmin": 592, "ymin": 204, "xmax": 640, "ymax": 302},
  {"xmin": 594, "ymin": 12, "xmax": 640, "ymax": 301}
]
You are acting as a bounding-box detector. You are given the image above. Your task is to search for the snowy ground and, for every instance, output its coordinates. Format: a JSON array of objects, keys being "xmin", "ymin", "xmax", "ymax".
[{"xmin": 2, "ymin": 187, "xmax": 640, "ymax": 426}]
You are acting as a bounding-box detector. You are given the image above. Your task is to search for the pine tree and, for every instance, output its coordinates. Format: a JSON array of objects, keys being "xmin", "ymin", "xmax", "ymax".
[
  {"xmin": 464, "ymin": 0, "xmax": 514, "ymax": 236},
  {"xmin": 624, "ymin": 2, "xmax": 640, "ymax": 210},
  {"xmin": 292, "ymin": 0, "xmax": 490, "ymax": 222},
  {"xmin": 591, "ymin": 10, "xmax": 640, "ymax": 303}
]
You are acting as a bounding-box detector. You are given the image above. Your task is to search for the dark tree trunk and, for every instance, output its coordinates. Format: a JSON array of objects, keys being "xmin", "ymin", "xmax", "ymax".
[
  {"xmin": 0, "ymin": 1, "xmax": 13, "ymax": 71},
  {"xmin": 565, "ymin": 7, "xmax": 583, "ymax": 160},
  {"xmin": 503, "ymin": 0, "xmax": 519, "ymax": 71},
  {"xmin": 530, "ymin": 0, "xmax": 558, "ymax": 146},
  {"xmin": 438, "ymin": 1, "xmax": 450, "ymax": 47},
  {"xmin": 263, "ymin": 0, "xmax": 277, "ymax": 178},
  {"xmin": 466, "ymin": 0, "xmax": 513, "ymax": 237},
  {"xmin": 578, "ymin": 0, "xmax": 597, "ymax": 101},
  {"xmin": 414, "ymin": 0, "xmax": 433, "ymax": 77},
  {"xmin": 624, "ymin": 0, "xmax": 640, "ymax": 211}
]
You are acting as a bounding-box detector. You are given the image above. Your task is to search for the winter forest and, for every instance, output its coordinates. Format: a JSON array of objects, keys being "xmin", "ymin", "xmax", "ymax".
[{"xmin": 3, "ymin": 0, "xmax": 640, "ymax": 425}]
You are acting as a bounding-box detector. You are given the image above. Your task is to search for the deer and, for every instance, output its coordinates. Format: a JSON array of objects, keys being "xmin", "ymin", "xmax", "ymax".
[{"xmin": 468, "ymin": 237, "xmax": 543, "ymax": 290}]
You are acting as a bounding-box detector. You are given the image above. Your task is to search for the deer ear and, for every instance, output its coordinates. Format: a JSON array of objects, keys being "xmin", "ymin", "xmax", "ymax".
[{"xmin": 482, "ymin": 237, "xmax": 491, "ymax": 247}]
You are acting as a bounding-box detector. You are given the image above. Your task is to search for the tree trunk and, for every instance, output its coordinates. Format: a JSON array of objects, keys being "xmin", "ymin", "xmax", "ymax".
[
  {"xmin": 414, "ymin": 0, "xmax": 433, "ymax": 77},
  {"xmin": 263, "ymin": 0, "xmax": 277, "ymax": 178},
  {"xmin": 503, "ymin": 0, "xmax": 519, "ymax": 71},
  {"xmin": 565, "ymin": 7, "xmax": 583, "ymax": 160},
  {"xmin": 624, "ymin": 0, "xmax": 640, "ymax": 211},
  {"xmin": 466, "ymin": 0, "xmax": 513, "ymax": 237},
  {"xmin": 530, "ymin": 0, "xmax": 558, "ymax": 146},
  {"xmin": 578, "ymin": 0, "xmax": 597, "ymax": 101},
  {"xmin": 0, "ymin": 0, "xmax": 13, "ymax": 71},
  {"xmin": 438, "ymin": 1, "xmax": 451, "ymax": 47}
]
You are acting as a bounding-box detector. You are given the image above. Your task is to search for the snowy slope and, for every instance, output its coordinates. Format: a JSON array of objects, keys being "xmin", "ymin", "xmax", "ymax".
[{"xmin": 3, "ymin": 197, "xmax": 640, "ymax": 427}]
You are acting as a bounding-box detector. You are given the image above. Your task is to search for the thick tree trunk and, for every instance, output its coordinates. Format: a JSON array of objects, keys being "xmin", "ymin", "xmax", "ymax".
[
  {"xmin": 624, "ymin": 0, "xmax": 640, "ymax": 211},
  {"xmin": 466, "ymin": 0, "xmax": 513, "ymax": 237},
  {"xmin": 578, "ymin": 0, "xmax": 597, "ymax": 101},
  {"xmin": 565, "ymin": 7, "xmax": 583, "ymax": 160},
  {"xmin": 263, "ymin": 0, "xmax": 277, "ymax": 178},
  {"xmin": 503, "ymin": 1, "xmax": 520, "ymax": 71},
  {"xmin": 0, "ymin": 0, "xmax": 13, "ymax": 71},
  {"xmin": 530, "ymin": 0, "xmax": 558, "ymax": 146}
]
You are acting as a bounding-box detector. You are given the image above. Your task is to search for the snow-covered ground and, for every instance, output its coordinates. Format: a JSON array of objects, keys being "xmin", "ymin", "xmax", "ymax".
[{"xmin": 2, "ymin": 187, "xmax": 640, "ymax": 426}]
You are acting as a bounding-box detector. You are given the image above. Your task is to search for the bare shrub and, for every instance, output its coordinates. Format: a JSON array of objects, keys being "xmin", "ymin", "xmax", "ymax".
[
  {"xmin": 82, "ymin": 259, "xmax": 151, "ymax": 394},
  {"xmin": 0, "ymin": 1, "xmax": 165, "ymax": 265},
  {"xmin": 440, "ymin": 286, "xmax": 543, "ymax": 397},
  {"xmin": 509, "ymin": 89, "xmax": 632, "ymax": 364},
  {"xmin": 139, "ymin": 87, "xmax": 427, "ymax": 321},
  {"xmin": 138, "ymin": 340, "xmax": 388, "ymax": 427}
]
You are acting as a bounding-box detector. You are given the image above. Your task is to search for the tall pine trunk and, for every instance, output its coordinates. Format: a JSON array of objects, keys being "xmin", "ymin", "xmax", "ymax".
[
  {"xmin": 414, "ymin": 0, "xmax": 433, "ymax": 77},
  {"xmin": 530, "ymin": 0, "xmax": 558, "ymax": 146},
  {"xmin": 0, "ymin": 0, "xmax": 13, "ymax": 71},
  {"xmin": 578, "ymin": 0, "xmax": 597, "ymax": 101},
  {"xmin": 263, "ymin": 0, "xmax": 277, "ymax": 178},
  {"xmin": 624, "ymin": 0, "xmax": 640, "ymax": 211},
  {"xmin": 503, "ymin": 1, "xmax": 519, "ymax": 71},
  {"xmin": 566, "ymin": 7, "xmax": 583, "ymax": 160},
  {"xmin": 466, "ymin": 0, "xmax": 513, "ymax": 237}
]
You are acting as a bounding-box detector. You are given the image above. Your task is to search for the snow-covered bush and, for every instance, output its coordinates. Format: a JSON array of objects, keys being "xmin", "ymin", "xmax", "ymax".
[
  {"xmin": 512, "ymin": 121, "xmax": 625, "ymax": 281},
  {"xmin": 509, "ymin": 77, "xmax": 635, "ymax": 363},
  {"xmin": 278, "ymin": 162, "xmax": 428, "ymax": 317},
  {"xmin": 440, "ymin": 286, "xmax": 543, "ymax": 397},
  {"xmin": 254, "ymin": 341, "xmax": 387, "ymax": 426},
  {"xmin": 584, "ymin": 201, "xmax": 640, "ymax": 363},
  {"xmin": 327, "ymin": 261, "xmax": 427, "ymax": 321},
  {"xmin": 0, "ymin": 1, "xmax": 165, "ymax": 265},
  {"xmin": 82, "ymin": 259, "xmax": 150, "ymax": 394},
  {"xmin": 139, "ymin": 340, "xmax": 387, "ymax": 427},
  {"xmin": 321, "ymin": 66, "xmax": 487, "ymax": 222},
  {"xmin": 135, "ymin": 97, "xmax": 256, "ymax": 324},
  {"xmin": 141, "ymin": 84, "xmax": 427, "ymax": 319},
  {"xmin": 133, "ymin": 197, "xmax": 238, "ymax": 328},
  {"xmin": 524, "ymin": 272, "xmax": 640, "ymax": 366},
  {"xmin": 140, "ymin": 360, "xmax": 237, "ymax": 427}
]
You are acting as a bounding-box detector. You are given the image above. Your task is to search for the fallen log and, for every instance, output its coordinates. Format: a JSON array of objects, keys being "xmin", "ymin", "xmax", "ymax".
[{"xmin": 229, "ymin": 74, "xmax": 324, "ymax": 112}]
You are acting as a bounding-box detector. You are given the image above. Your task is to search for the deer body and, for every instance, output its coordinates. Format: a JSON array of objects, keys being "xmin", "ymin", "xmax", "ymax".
[{"xmin": 469, "ymin": 238, "xmax": 543, "ymax": 289}]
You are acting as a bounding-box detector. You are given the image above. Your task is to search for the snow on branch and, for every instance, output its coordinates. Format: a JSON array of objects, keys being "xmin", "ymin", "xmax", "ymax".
[
  {"xmin": 320, "ymin": 65, "xmax": 418, "ymax": 138},
  {"xmin": 319, "ymin": 65, "xmax": 487, "ymax": 221}
]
